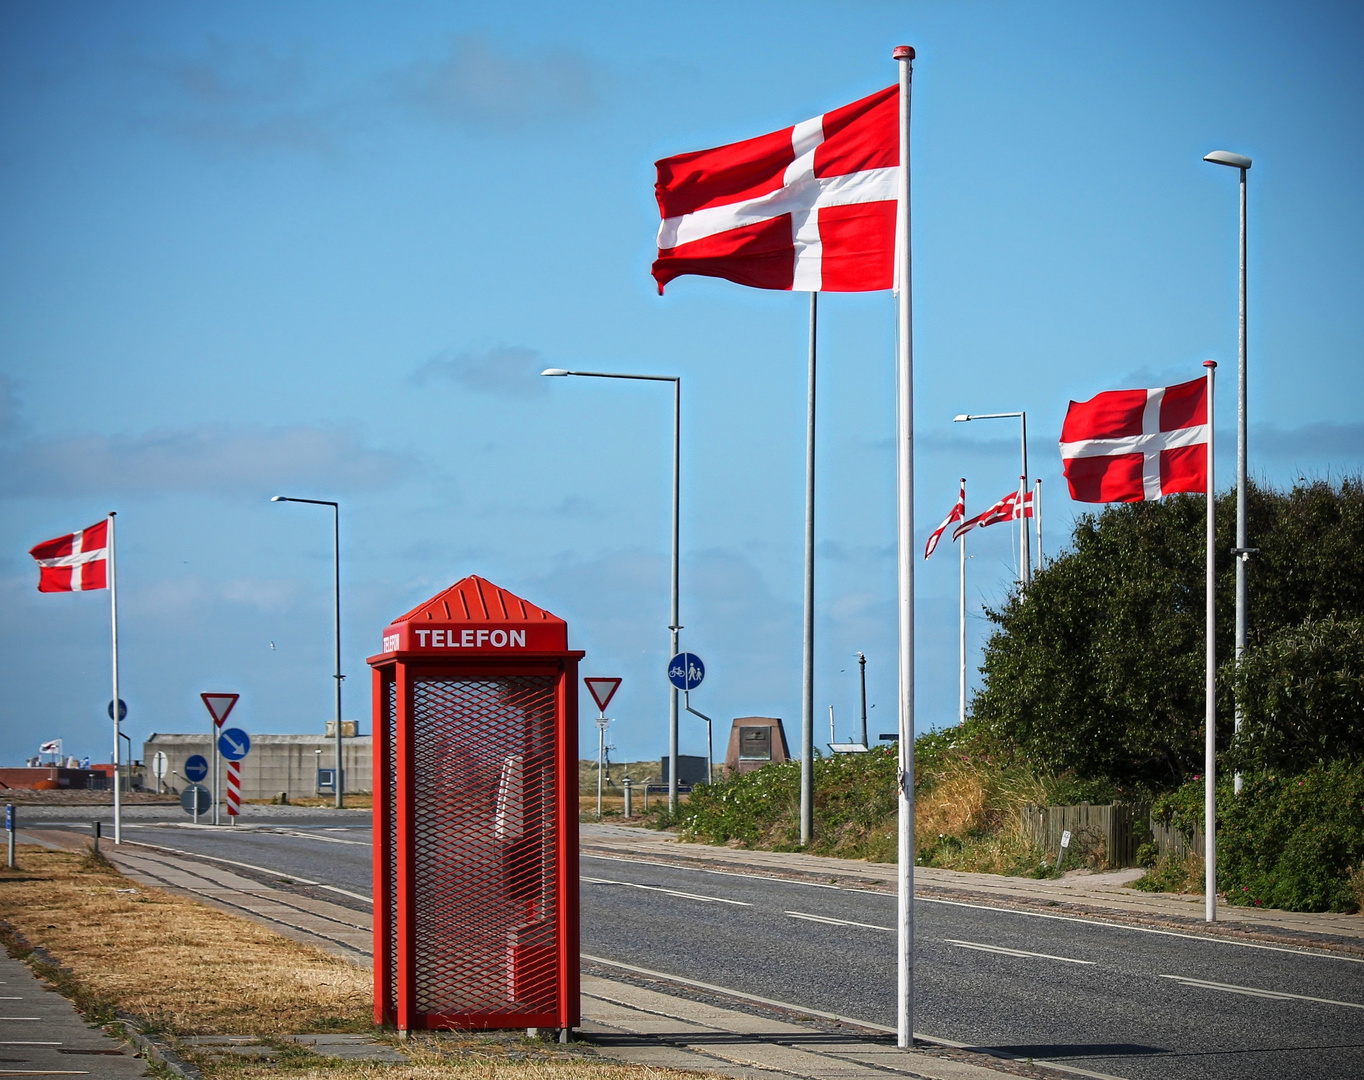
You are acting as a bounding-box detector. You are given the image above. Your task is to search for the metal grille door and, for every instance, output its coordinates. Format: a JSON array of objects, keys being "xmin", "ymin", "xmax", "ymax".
[{"xmin": 410, "ymin": 675, "xmax": 559, "ymax": 1019}]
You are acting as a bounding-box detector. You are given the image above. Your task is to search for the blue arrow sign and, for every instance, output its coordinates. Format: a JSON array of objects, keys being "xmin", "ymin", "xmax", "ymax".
[
  {"xmin": 667, "ymin": 652, "xmax": 705, "ymax": 691},
  {"xmin": 217, "ymin": 728, "xmax": 251, "ymax": 761},
  {"xmin": 184, "ymin": 754, "xmax": 209, "ymax": 782}
]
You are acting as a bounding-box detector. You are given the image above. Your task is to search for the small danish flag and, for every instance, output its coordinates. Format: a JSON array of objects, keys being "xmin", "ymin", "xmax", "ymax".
[{"xmin": 29, "ymin": 520, "xmax": 109, "ymax": 593}]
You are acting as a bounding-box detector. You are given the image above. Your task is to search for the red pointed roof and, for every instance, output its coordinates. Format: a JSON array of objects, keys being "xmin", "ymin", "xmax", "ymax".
[
  {"xmin": 393, "ymin": 575, "xmax": 564, "ymax": 626},
  {"xmin": 373, "ymin": 576, "xmax": 570, "ymax": 659}
]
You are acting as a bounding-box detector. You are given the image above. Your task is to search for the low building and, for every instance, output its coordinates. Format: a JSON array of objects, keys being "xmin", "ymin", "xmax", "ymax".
[{"xmin": 142, "ymin": 733, "xmax": 372, "ymax": 802}]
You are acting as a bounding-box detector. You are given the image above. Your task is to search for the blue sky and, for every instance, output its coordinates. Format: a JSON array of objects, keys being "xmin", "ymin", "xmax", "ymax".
[{"xmin": 2, "ymin": 0, "xmax": 1361, "ymax": 770}]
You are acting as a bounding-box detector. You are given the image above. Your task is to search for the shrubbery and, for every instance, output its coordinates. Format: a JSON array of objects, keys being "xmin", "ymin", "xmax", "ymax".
[{"xmin": 1139, "ymin": 763, "xmax": 1364, "ymax": 912}]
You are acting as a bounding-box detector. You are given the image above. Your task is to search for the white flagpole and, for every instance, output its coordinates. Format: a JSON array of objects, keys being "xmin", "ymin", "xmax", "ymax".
[
  {"xmin": 893, "ymin": 42, "xmax": 916, "ymax": 1051},
  {"xmin": 959, "ymin": 479, "xmax": 966, "ymax": 727},
  {"xmin": 108, "ymin": 511, "xmax": 121, "ymax": 845},
  {"xmin": 1203, "ymin": 360, "xmax": 1217, "ymax": 922},
  {"xmin": 800, "ymin": 291, "xmax": 817, "ymax": 845},
  {"xmin": 1035, "ymin": 478, "xmax": 1043, "ymax": 572}
]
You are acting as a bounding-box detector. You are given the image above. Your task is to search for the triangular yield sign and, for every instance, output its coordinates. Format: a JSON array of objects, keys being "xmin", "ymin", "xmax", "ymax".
[
  {"xmin": 200, "ymin": 692, "xmax": 240, "ymax": 727},
  {"xmin": 584, "ymin": 677, "xmax": 622, "ymax": 713}
]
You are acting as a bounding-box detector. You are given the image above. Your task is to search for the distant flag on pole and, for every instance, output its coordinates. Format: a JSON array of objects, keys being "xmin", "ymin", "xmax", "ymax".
[
  {"xmin": 652, "ymin": 85, "xmax": 899, "ymax": 294},
  {"xmin": 1059, "ymin": 377, "xmax": 1209, "ymax": 502},
  {"xmin": 924, "ymin": 479, "xmax": 965, "ymax": 559},
  {"xmin": 953, "ymin": 487, "xmax": 1030, "ymax": 540},
  {"xmin": 39, "ymin": 739, "xmax": 62, "ymax": 755},
  {"xmin": 29, "ymin": 521, "xmax": 109, "ymax": 592}
]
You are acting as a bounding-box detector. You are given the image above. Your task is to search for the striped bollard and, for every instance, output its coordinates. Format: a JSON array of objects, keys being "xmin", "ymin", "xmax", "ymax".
[{"xmin": 226, "ymin": 759, "xmax": 242, "ymax": 822}]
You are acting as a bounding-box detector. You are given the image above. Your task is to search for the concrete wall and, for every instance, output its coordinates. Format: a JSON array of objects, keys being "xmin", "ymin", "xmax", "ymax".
[{"xmin": 143, "ymin": 734, "xmax": 372, "ymax": 801}]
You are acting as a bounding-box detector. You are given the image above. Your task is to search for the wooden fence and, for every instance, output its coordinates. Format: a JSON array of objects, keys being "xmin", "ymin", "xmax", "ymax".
[{"xmin": 1022, "ymin": 803, "xmax": 1202, "ymax": 868}]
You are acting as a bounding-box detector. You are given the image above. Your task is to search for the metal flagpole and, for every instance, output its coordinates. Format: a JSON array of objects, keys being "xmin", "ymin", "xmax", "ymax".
[
  {"xmin": 669, "ymin": 378, "xmax": 681, "ymax": 814},
  {"xmin": 959, "ymin": 479, "xmax": 966, "ymax": 727},
  {"xmin": 893, "ymin": 42, "xmax": 916, "ymax": 1051},
  {"xmin": 801, "ymin": 292, "xmax": 817, "ymax": 845},
  {"xmin": 108, "ymin": 512, "xmax": 122, "ymax": 845},
  {"xmin": 1035, "ymin": 479, "xmax": 1042, "ymax": 571},
  {"xmin": 1019, "ymin": 414, "xmax": 1030, "ymax": 587},
  {"xmin": 1204, "ymin": 359, "xmax": 1218, "ymax": 922}
]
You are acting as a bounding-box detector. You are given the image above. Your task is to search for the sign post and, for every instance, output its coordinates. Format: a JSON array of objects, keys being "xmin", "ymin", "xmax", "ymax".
[
  {"xmin": 584, "ymin": 678, "xmax": 622, "ymax": 822},
  {"xmin": 217, "ymin": 727, "xmax": 251, "ymax": 824},
  {"xmin": 184, "ymin": 754, "xmax": 209, "ymax": 824},
  {"xmin": 200, "ymin": 693, "xmax": 239, "ymax": 826},
  {"xmin": 6, "ymin": 804, "xmax": 15, "ymax": 870},
  {"xmin": 151, "ymin": 751, "xmax": 168, "ymax": 794}
]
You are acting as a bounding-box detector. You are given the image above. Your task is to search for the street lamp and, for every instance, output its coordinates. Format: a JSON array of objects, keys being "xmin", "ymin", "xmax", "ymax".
[
  {"xmin": 272, "ymin": 495, "xmax": 345, "ymax": 809},
  {"xmin": 1204, "ymin": 148, "xmax": 1252, "ymax": 794},
  {"xmin": 542, "ymin": 367, "xmax": 683, "ymax": 813},
  {"xmin": 953, "ymin": 411, "xmax": 1031, "ymax": 585}
]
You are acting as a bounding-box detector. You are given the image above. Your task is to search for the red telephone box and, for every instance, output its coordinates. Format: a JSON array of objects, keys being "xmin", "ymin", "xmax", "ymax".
[{"xmin": 369, "ymin": 576, "xmax": 583, "ymax": 1033}]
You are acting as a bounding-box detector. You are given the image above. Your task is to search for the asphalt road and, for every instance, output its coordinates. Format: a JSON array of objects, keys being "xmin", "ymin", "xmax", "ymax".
[{"xmin": 32, "ymin": 813, "xmax": 1364, "ymax": 1080}]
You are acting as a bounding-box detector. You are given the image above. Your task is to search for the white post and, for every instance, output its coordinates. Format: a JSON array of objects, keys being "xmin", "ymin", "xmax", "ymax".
[
  {"xmin": 1234, "ymin": 164, "xmax": 1249, "ymax": 796},
  {"xmin": 959, "ymin": 479, "xmax": 967, "ymax": 727},
  {"xmin": 1204, "ymin": 360, "xmax": 1218, "ymax": 922},
  {"xmin": 669, "ymin": 380, "xmax": 681, "ymax": 814},
  {"xmin": 801, "ymin": 291, "xmax": 817, "ymax": 845},
  {"xmin": 108, "ymin": 512, "xmax": 122, "ymax": 845},
  {"xmin": 893, "ymin": 43, "xmax": 916, "ymax": 1051},
  {"xmin": 1019, "ymin": 414, "xmax": 1030, "ymax": 587},
  {"xmin": 1035, "ymin": 479, "xmax": 1043, "ymax": 572},
  {"xmin": 597, "ymin": 716, "xmax": 605, "ymax": 820}
]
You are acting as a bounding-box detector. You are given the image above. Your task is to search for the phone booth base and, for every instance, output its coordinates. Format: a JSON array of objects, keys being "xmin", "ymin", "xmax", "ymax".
[{"xmin": 369, "ymin": 576, "xmax": 583, "ymax": 1032}]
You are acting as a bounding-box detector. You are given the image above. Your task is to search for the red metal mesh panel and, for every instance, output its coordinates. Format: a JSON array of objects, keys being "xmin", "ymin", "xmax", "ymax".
[
  {"xmin": 410, "ymin": 675, "xmax": 558, "ymax": 1018},
  {"xmin": 384, "ymin": 675, "xmax": 398, "ymax": 1020}
]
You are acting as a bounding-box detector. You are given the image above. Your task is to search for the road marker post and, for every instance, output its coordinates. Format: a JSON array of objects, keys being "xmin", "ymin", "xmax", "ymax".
[
  {"xmin": 201, "ymin": 693, "xmax": 239, "ymax": 826},
  {"xmin": 217, "ymin": 727, "xmax": 251, "ymax": 824}
]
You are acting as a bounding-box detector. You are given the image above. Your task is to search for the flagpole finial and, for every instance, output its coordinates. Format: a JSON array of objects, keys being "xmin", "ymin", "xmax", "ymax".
[
  {"xmin": 1204, "ymin": 360, "xmax": 1217, "ymax": 369},
  {"xmin": 893, "ymin": 45, "xmax": 915, "ymax": 60}
]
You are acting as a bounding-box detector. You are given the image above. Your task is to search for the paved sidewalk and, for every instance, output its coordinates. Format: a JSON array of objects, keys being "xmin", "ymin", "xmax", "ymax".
[
  {"xmin": 0, "ymin": 953, "xmax": 149, "ymax": 1079},
  {"xmin": 580, "ymin": 823, "xmax": 1364, "ymax": 947}
]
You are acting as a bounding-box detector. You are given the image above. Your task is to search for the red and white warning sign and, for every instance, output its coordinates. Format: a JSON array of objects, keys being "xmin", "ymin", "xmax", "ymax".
[
  {"xmin": 200, "ymin": 692, "xmax": 239, "ymax": 728},
  {"xmin": 226, "ymin": 760, "xmax": 242, "ymax": 817},
  {"xmin": 584, "ymin": 677, "xmax": 622, "ymax": 713}
]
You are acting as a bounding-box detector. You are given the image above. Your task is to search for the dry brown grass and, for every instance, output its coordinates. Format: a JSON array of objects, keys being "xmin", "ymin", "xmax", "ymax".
[
  {"xmin": 0, "ymin": 846, "xmax": 370, "ymax": 1035},
  {"xmin": 915, "ymin": 765, "xmax": 1051, "ymax": 876},
  {"xmin": 236, "ymin": 1065, "xmax": 702, "ymax": 1080}
]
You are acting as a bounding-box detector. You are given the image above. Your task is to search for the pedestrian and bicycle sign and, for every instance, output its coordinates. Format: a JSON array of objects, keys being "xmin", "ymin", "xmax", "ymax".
[
  {"xmin": 217, "ymin": 728, "xmax": 251, "ymax": 761},
  {"xmin": 667, "ymin": 652, "xmax": 705, "ymax": 691},
  {"xmin": 184, "ymin": 755, "xmax": 209, "ymax": 782},
  {"xmin": 107, "ymin": 698, "xmax": 127, "ymax": 721}
]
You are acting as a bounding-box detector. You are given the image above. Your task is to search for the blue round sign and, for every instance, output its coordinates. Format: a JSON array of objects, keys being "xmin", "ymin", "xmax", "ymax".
[
  {"xmin": 217, "ymin": 728, "xmax": 251, "ymax": 761},
  {"xmin": 184, "ymin": 754, "xmax": 209, "ymax": 782},
  {"xmin": 667, "ymin": 652, "xmax": 705, "ymax": 691},
  {"xmin": 107, "ymin": 699, "xmax": 127, "ymax": 721}
]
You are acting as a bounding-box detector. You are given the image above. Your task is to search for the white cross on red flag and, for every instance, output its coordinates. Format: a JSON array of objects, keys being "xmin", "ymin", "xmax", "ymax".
[
  {"xmin": 29, "ymin": 520, "xmax": 109, "ymax": 592},
  {"xmin": 1059, "ymin": 377, "xmax": 1208, "ymax": 502},
  {"xmin": 652, "ymin": 85, "xmax": 898, "ymax": 294},
  {"xmin": 924, "ymin": 479, "xmax": 965, "ymax": 559},
  {"xmin": 953, "ymin": 487, "xmax": 1032, "ymax": 541}
]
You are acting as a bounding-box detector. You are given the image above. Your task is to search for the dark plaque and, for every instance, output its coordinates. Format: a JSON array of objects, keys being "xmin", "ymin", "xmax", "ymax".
[{"xmin": 739, "ymin": 726, "xmax": 772, "ymax": 761}]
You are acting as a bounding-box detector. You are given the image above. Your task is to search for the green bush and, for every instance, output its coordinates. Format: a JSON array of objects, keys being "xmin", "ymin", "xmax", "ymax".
[
  {"xmin": 1146, "ymin": 764, "xmax": 1364, "ymax": 912},
  {"xmin": 1218, "ymin": 762, "xmax": 1364, "ymax": 913}
]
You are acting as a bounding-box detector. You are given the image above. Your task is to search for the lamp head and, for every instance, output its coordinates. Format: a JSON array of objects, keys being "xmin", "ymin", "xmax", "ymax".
[
  {"xmin": 1203, "ymin": 150, "xmax": 1251, "ymax": 170},
  {"xmin": 540, "ymin": 368, "xmax": 570, "ymax": 377},
  {"xmin": 953, "ymin": 414, "xmax": 970, "ymax": 423},
  {"xmin": 270, "ymin": 495, "xmax": 287, "ymax": 502}
]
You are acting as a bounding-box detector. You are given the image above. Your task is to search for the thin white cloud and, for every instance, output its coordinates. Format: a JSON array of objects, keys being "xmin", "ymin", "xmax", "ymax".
[
  {"xmin": 412, "ymin": 345, "xmax": 548, "ymax": 399},
  {"xmin": 0, "ymin": 423, "xmax": 413, "ymax": 498}
]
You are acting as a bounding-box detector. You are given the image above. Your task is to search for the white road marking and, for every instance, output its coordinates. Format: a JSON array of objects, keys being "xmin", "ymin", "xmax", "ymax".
[
  {"xmin": 581, "ymin": 876, "xmax": 750, "ymax": 906},
  {"xmin": 580, "ymin": 853, "xmax": 1362, "ymax": 964},
  {"xmin": 118, "ymin": 840, "xmax": 321, "ymax": 885},
  {"xmin": 0, "ymin": 1043, "xmax": 62, "ymax": 1047},
  {"xmin": 582, "ymin": 953, "xmax": 1131, "ymax": 1080},
  {"xmin": 945, "ymin": 938, "xmax": 1096, "ymax": 965},
  {"xmin": 785, "ymin": 911, "xmax": 893, "ymax": 932},
  {"xmin": 1159, "ymin": 974, "xmax": 1364, "ymax": 1009}
]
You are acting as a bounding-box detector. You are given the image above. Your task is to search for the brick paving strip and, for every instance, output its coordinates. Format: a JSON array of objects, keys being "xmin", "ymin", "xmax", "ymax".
[
  {"xmin": 19, "ymin": 827, "xmax": 1069, "ymax": 1080},
  {"xmin": 0, "ymin": 952, "xmax": 149, "ymax": 1080}
]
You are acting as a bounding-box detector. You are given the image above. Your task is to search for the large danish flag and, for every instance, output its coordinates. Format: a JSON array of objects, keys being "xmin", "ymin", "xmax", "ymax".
[
  {"xmin": 652, "ymin": 85, "xmax": 898, "ymax": 294},
  {"xmin": 29, "ymin": 520, "xmax": 109, "ymax": 592},
  {"xmin": 1060, "ymin": 377, "xmax": 1208, "ymax": 503}
]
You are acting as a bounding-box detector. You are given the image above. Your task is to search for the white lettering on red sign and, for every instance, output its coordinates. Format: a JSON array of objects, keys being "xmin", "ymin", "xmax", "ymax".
[
  {"xmin": 382, "ymin": 633, "xmax": 400, "ymax": 652},
  {"xmin": 406, "ymin": 628, "xmax": 527, "ymax": 649}
]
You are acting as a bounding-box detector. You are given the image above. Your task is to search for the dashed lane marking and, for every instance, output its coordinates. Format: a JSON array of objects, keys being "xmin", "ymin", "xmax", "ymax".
[{"xmin": 944, "ymin": 938, "xmax": 1096, "ymax": 965}]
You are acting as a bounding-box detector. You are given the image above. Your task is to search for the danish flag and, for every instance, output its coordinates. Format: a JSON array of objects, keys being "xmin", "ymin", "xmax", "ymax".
[
  {"xmin": 954, "ymin": 487, "xmax": 1031, "ymax": 541},
  {"xmin": 1060, "ymin": 377, "xmax": 1208, "ymax": 503},
  {"xmin": 925, "ymin": 479, "xmax": 965, "ymax": 559},
  {"xmin": 29, "ymin": 520, "xmax": 109, "ymax": 592},
  {"xmin": 652, "ymin": 85, "xmax": 898, "ymax": 293}
]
